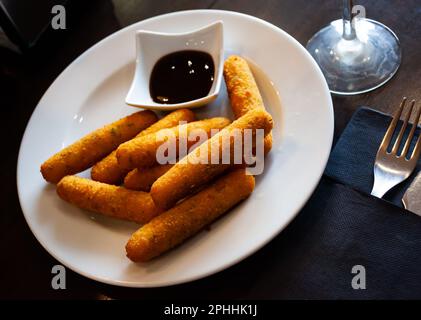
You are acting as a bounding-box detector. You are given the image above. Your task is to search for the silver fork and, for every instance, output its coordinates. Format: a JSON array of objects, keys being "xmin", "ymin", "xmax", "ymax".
[{"xmin": 371, "ymin": 98, "xmax": 421, "ymax": 198}]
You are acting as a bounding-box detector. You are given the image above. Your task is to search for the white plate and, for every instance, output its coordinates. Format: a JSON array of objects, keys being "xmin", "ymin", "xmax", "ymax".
[{"xmin": 17, "ymin": 10, "xmax": 333, "ymax": 287}]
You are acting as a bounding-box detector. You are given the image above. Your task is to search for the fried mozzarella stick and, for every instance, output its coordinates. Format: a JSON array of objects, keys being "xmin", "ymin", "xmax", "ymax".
[
  {"xmin": 150, "ymin": 109, "xmax": 273, "ymax": 209},
  {"xmin": 124, "ymin": 164, "xmax": 173, "ymax": 191},
  {"xmin": 57, "ymin": 176, "xmax": 162, "ymax": 224},
  {"xmin": 116, "ymin": 117, "xmax": 231, "ymax": 170},
  {"xmin": 91, "ymin": 109, "xmax": 195, "ymax": 185},
  {"xmin": 224, "ymin": 55, "xmax": 273, "ymax": 154},
  {"xmin": 41, "ymin": 110, "xmax": 158, "ymax": 184},
  {"xmin": 126, "ymin": 169, "xmax": 255, "ymax": 262}
]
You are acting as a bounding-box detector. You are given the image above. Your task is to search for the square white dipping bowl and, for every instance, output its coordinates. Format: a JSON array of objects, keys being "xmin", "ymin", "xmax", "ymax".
[{"xmin": 125, "ymin": 21, "xmax": 224, "ymax": 110}]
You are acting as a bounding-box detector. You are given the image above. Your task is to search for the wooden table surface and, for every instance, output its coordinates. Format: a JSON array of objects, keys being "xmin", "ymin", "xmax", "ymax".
[{"xmin": 1, "ymin": 0, "xmax": 419, "ymax": 299}]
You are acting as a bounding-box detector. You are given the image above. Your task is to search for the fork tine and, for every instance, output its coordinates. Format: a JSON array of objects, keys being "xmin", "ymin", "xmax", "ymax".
[
  {"xmin": 380, "ymin": 97, "xmax": 406, "ymax": 151},
  {"xmin": 392, "ymin": 100, "xmax": 415, "ymax": 155},
  {"xmin": 402, "ymin": 104, "xmax": 421, "ymax": 157},
  {"xmin": 411, "ymin": 132, "xmax": 421, "ymax": 161}
]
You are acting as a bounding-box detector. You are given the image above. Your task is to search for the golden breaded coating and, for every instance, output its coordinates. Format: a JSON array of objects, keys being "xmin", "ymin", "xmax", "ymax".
[
  {"xmin": 41, "ymin": 110, "xmax": 158, "ymax": 184},
  {"xmin": 91, "ymin": 109, "xmax": 195, "ymax": 185},
  {"xmin": 116, "ymin": 117, "xmax": 231, "ymax": 170},
  {"xmin": 126, "ymin": 169, "xmax": 255, "ymax": 262},
  {"xmin": 224, "ymin": 55, "xmax": 265, "ymax": 117},
  {"xmin": 124, "ymin": 164, "xmax": 173, "ymax": 191},
  {"xmin": 57, "ymin": 176, "xmax": 162, "ymax": 224},
  {"xmin": 150, "ymin": 109, "xmax": 273, "ymax": 209},
  {"xmin": 224, "ymin": 55, "xmax": 273, "ymax": 154}
]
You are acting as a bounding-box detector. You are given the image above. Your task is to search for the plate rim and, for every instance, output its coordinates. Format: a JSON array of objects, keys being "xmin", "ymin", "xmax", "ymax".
[{"xmin": 17, "ymin": 9, "xmax": 334, "ymax": 288}]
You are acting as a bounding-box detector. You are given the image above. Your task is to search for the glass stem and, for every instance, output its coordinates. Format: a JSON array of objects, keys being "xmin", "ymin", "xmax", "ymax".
[{"xmin": 342, "ymin": 0, "xmax": 357, "ymax": 40}]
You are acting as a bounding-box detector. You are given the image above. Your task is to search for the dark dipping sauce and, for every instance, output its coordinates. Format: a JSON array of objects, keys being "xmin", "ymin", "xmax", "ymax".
[{"xmin": 150, "ymin": 50, "xmax": 215, "ymax": 104}]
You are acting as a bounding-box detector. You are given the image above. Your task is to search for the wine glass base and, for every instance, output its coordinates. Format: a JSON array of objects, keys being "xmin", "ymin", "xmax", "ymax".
[{"xmin": 306, "ymin": 19, "xmax": 401, "ymax": 95}]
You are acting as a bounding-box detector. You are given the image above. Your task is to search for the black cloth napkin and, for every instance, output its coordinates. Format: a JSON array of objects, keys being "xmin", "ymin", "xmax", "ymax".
[
  {"xmin": 235, "ymin": 177, "xmax": 421, "ymax": 299},
  {"xmin": 325, "ymin": 107, "xmax": 420, "ymax": 206}
]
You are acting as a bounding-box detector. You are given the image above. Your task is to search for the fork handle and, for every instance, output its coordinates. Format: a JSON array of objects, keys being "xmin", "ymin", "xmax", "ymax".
[
  {"xmin": 370, "ymin": 184, "xmax": 390, "ymax": 198},
  {"xmin": 371, "ymin": 176, "xmax": 402, "ymax": 198}
]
